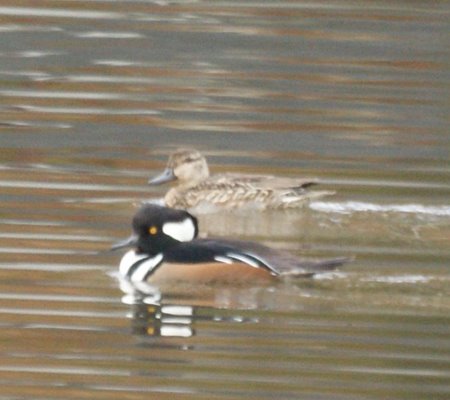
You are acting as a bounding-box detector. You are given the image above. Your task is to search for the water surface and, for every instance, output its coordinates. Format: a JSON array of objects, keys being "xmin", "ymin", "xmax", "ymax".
[{"xmin": 0, "ymin": 1, "xmax": 449, "ymax": 399}]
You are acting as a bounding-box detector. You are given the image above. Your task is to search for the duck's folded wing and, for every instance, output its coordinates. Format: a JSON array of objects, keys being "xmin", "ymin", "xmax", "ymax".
[
  {"xmin": 217, "ymin": 173, "xmax": 318, "ymax": 190},
  {"xmin": 163, "ymin": 239, "xmax": 279, "ymax": 276},
  {"xmin": 165, "ymin": 239, "xmax": 349, "ymax": 278},
  {"xmin": 210, "ymin": 238, "xmax": 350, "ymax": 276}
]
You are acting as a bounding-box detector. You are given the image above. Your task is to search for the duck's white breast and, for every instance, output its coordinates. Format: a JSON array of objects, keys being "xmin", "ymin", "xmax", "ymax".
[{"xmin": 119, "ymin": 250, "xmax": 164, "ymax": 282}]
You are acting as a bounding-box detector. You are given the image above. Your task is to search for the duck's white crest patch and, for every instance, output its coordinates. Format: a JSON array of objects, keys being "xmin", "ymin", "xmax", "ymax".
[
  {"xmin": 130, "ymin": 253, "xmax": 164, "ymax": 282},
  {"xmin": 162, "ymin": 218, "xmax": 196, "ymax": 242}
]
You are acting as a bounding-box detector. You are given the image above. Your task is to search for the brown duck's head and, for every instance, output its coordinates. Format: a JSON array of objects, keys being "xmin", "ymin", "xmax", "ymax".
[{"xmin": 149, "ymin": 149, "xmax": 210, "ymax": 187}]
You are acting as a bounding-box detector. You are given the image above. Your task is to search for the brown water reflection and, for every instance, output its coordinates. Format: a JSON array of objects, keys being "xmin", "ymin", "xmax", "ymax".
[{"xmin": 1, "ymin": 1, "xmax": 450, "ymax": 399}]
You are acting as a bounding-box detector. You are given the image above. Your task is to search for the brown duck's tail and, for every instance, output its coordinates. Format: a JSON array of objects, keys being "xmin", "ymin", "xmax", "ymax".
[
  {"xmin": 298, "ymin": 181, "xmax": 318, "ymax": 189},
  {"xmin": 280, "ymin": 190, "xmax": 335, "ymax": 208}
]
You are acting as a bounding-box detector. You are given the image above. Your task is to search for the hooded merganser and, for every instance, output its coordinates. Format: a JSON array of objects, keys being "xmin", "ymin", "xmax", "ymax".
[
  {"xmin": 148, "ymin": 149, "xmax": 334, "ymax": 210},
  {"xmin": 112, "ymin": 204, "xmax": 348, "ymax": 285}
]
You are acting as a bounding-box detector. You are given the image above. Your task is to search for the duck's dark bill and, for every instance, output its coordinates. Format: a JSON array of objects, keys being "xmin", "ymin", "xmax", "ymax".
[
  {"xmin": 148, "ymin": 168, "xmax": 176, "ymax": 185},
  {"xmin": 111, "ymin": 235, "xmax": 138, "ymax": 251}
]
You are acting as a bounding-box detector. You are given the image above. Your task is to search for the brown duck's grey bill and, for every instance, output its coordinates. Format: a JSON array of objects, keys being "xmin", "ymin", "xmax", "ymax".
[
  {"xmin": 148, "ymin": 168, "xmax": 176, "ymax": 185},
  {"xmin": 110, "ymin": 234, "xmax": 138, "ymax": 251}
]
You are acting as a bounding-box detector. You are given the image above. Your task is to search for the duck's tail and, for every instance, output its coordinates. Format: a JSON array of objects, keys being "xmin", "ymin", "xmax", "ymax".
[
  {"xmin": 280, "ymin": 190, "xmax": 335, "ymax": 207},
  {"xmin": 280, "ymin": 256, "xmax": 353, "ymax": 277}
]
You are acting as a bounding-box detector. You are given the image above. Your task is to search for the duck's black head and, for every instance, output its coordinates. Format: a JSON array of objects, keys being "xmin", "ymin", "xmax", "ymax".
[{"xmin": 112, "ymin": 204, "xmax": 199, "ymax": 255}]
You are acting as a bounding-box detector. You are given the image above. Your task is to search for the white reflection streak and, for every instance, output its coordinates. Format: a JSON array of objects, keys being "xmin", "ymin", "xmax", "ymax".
[
  {"xmin": 0, "ymin": 247, "xmax": 97, "ymax": 255},
  {"xmin": 66, "ymin": 75, "xmax": 156, "ymax": 84},
  {"xmin": 362, "ymin": 275, "xmax": 431, "ymax": 284},
  {"xmin": 160, "ymin": 325, "xmax": 192, "ymax": 337},
  {"xmin": 0, "ymin": 365, "xmax": 130, "ymax": 376},
  {"xmin": 74, "ymin": 31, "xmax": 144, "ymax": 39},
  {"xmin": 310, "ymin": 201, "xmax": 450, "ymax": 216},
  {"xmin": 0, "ymin": 293, "xmax": 116, "ymax": 303},
  {"xmin": 339, "ymin": 366, "xmax": 450, "ymax": 377},
  {"xmin": 0, "ymin": 262, "xmax": 111, "ymax": 271},
  {"xmin": 0, "ymin": 307, "xmax": 121, "ymax": 319},
  {"xmin": 0, "ymin": 233, "xmax": 111, "ymax": 242},
  {"xmin": 0, "ymin": 7, "xmax": 122, "ymax": 20},
  {"xmin": 0, "ymin": 180, "xmax": 149, "ymax": 192},
  {"xmin": 0, "ymin": 89, "xmax": 125, "ymax": 99},
  {"xmin": 11, "ymin": 105, "xmax": 160, "ymax": 115}
]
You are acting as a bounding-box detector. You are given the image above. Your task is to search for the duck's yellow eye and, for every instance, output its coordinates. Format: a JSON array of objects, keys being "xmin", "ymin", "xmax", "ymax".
[{"xmin": 149, "ymin": 226, "xmax": 158, "ymax": 235}]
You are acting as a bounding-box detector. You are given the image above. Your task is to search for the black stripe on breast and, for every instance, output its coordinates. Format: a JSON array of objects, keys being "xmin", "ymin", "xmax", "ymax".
[{"xmin": 127, "ymin": 254, "xmax": 164, "ymax": 281}]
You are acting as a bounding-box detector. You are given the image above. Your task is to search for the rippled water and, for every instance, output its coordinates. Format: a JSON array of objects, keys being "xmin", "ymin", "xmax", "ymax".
[{"xmin": 1, "ymin": 1, "xmax": 449, "ymax": 399}]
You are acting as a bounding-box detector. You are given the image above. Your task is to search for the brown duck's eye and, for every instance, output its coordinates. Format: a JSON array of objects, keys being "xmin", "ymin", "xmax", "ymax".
[{"xmin": 148, "ymin": 226, "xmax": 158, "ymax": 235}]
